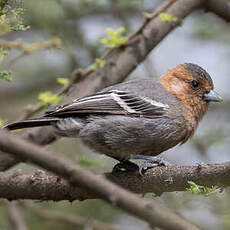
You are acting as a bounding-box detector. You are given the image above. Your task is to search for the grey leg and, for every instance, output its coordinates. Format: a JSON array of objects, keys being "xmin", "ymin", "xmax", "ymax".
[{"xmin": 131, "ymin": 155, "xmax": 170, "ymax": 176}]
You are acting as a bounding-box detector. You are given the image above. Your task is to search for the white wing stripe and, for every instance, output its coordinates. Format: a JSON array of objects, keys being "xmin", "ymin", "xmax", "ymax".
[
  {"xmin": 141, "ymin": 97, "xmax": 169, "ymax": 110},
  {"xmin": 111, "ymin": 92, "xmax": 140, "ymax": 113},
  {"xmin": 73, "ymin": 97, "xmax": 110, "ymax": 104},
  {"xmin": 73, "ymin": 94, "xmax": 109, "ymax": 102}
]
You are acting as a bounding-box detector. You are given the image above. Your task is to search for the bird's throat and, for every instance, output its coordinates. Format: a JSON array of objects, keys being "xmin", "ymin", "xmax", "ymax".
[{"xmin": 160, "ymin": 71, "xmax": 208, "ymax": 136}]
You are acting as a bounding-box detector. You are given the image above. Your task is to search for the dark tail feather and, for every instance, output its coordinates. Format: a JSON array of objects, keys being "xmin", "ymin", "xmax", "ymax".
[{"xmin": 2, "ymin": 117, "xmax": 61, "ymax": 130}]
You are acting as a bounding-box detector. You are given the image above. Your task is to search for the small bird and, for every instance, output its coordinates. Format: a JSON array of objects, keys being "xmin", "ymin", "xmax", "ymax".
[{"xmin": 3, "ymin": 63, "xmax": 222, "ymax": 173}]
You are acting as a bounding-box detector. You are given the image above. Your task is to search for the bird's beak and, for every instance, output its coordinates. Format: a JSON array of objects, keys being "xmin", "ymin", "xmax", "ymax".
[{"xmin": 203, "ymin": 90, "xmax": 223, "ymax": 102}]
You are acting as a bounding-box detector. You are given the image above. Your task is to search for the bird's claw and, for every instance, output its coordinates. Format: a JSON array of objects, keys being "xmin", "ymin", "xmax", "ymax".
[
  {"xmin": 112, "ymin": 156, "xmax": 170, "ymax": 176},
  {"xmin": 138, "ymin": 162, "xmax": 159, "ymax": 176},
  {"xmin": 133, "ymin": 156, "xmax": 170, "ymax": 176},
  {"xmin": 112, "ymin": 160, "xmax": 139, "ymax": 174}
]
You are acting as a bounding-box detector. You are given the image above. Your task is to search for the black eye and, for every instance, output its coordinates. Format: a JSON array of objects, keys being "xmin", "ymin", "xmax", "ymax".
[{"xmin": 190, "ymin": 80, "xmax": 199, "ymax": 89}]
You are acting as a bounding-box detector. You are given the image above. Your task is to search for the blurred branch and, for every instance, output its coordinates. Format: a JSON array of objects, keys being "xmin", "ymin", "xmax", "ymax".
[
  {"xmin": 1, "ymin": 37, "xmax": 62, "ymax": 67},
  {"xmin": 205, "ymin": 0, "xmax": 230, "ymax": 22},
  {"xmin": 57, "ymin": 0, "xmax": 139, "ymax": 20},
  {"xmin": 127, "ymin": 0, "xmax": 177, "ymax": 41},
  {"xmin": 0, "ymin": 130, "xmax": 200, "ymax": 230},
  {"xmin": 0, "ymin": 0, "xmax": 8, "ymax": 13},
  {"xmin": 20, "ymin": 201, "xmax": 119, "ymax": 230},
  {"xmin": 19, "ymin": 69, "xmax": 92, "ymax": 120},
  {"xmin": 0, "ymin": 38, "xmax": 62, "ymax": 52},
  {"xmin": 0, "ymin": 0, "xmax": 229, "ymax": 173},
  {"xmin": 3, "ymin": 200, "xmax": 28, "ymax": 230}
]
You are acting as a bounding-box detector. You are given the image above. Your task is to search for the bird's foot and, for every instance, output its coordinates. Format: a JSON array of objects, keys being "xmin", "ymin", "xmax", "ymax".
[
  {"xmin": 112, "ymin": 156, "xmax": 170, "ymax": 176},
  {"xmin": 112, "ymin": 160, "xmax": 139, "ymax": 174},
  {"xmin": 131, "ymin": 155, "xmax": 170, "ymax": 176}
]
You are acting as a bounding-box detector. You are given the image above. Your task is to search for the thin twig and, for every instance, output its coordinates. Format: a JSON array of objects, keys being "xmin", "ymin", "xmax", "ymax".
[
  {"xmin": 127, "ymin": 0, "xmax": 176, "ymax": 42},
  {"xmin": 20, "ymin": 201, "xmax": 119, "ymax": 230},
  {"xmin": 3, "ymin": 200, "xmax": 28, "ymax": 230},
  {"xmin": 19, "ymin": 68, "xmax": 93, "ymax": 120}
]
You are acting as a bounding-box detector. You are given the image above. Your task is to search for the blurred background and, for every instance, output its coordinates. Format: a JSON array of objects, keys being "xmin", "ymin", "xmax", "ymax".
[{"xmin": 0, "ymin": 0, "xmax": 230, "ymax": 229}]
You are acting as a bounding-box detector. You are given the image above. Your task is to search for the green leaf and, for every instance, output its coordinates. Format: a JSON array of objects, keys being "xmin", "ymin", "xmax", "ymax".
[
  {"xmin": 100, "ymin": 27, "xmax": 127, "ymax": 48},
  {"xmin": 0, "ymin": 119, "xmax": 6, "ymax": 128},
  {"xmin": 0, "ymin": 47, "xmax": 8, "ymax": 56},
  {"xmin": 14, "ymin": 8, "xmax": 24, "ymax": 16},
  {"xmin": 57, "ymin": 77, "xmax": 69, "ymax": 86},
  {"xmin": 0, "ymin": 14, "xmax": 11, "ymax": 35},
  {"xmin": 10, "ymin": 7, "xmax": 30, "ymax": 32},
  {"xmin": 0, "ymin": 70, "xmax": 12, "ymax": 82},
  {"xmin": 37, "ymin": 91, "xmax": 65, "ymax": 107},
  {"xmin": 0, "ymin": 6, "xmax": 30, "ymax": 35},
  {"xmin": 159, "ymin": 13, "xmax": 177, "ymax": 22},
  {"xmin": 77, "ymin": 156, "xmax": 104, "ymax": 168},
  {"xmin": 186, "ymin": 181, "xmax": 221, "ymax": 196},
  {"xmin": 90, "ymin": 58, "xmax": 106, "ymax": 71}
]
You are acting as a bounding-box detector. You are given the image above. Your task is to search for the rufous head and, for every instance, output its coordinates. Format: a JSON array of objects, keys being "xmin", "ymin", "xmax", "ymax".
[
  {"xmin": 160, "ymin": 63, "xmax": 222, "ymax": 105},
  {"xmin": 160, "ymin": 63, "xmax": 222, "ymax": 136}
]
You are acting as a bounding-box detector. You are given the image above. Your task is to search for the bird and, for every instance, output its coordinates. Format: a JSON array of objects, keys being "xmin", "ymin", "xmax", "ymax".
[{"xmin": 3, "ymin": 63, "xmax": 222, "ymax": 174}]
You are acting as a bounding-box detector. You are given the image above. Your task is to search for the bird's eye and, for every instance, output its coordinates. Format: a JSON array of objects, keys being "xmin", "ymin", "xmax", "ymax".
[{"xmin": 190, "ymin": 80, "xmax": 199, "ymax": 89}]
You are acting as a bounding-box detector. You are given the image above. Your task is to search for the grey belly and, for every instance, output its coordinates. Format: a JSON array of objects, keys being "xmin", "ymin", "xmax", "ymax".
[{"xmin": 79, "ymin": 115, "xmax": 186, "ymax": 160}]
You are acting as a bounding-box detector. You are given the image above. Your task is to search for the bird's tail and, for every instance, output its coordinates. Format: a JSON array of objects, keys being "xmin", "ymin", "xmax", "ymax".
[{"xmin": 2, "ymin": 117, "xmax": 61, "ymax": 130}]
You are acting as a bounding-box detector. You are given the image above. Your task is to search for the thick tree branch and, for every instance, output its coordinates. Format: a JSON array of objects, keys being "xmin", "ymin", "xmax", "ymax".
[
  {"xmin": 0, "ymin": 127, "xmax": 57, "ymax": 171},
  {"xmin": 0, "ymin": 161, "xmax": 229, "ymax": 201},
  {"xmin": 0, "ymin": 131, "xmax": 200, "ymax": 230},
  {"xmin": 205, "ymin": 0, "xmax": 230, "ymax": 22}
]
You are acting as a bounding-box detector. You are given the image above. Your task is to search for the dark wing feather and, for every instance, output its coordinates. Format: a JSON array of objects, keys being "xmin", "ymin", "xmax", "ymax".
[{"xmin": 45, "ymin": 90, "xmax": 169, "ymax": 118}]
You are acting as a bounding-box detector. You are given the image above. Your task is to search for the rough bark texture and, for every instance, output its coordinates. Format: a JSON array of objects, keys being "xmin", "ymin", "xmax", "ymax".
[{"xmin": 0, "ymin": 162, "xmax": 229, "ymax": 201}]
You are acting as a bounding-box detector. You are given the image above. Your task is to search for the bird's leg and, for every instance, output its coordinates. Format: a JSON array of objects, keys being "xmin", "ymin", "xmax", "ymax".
[{"xmin": 131, "ymin": 155, "xmax": 170, "ymax": 176}]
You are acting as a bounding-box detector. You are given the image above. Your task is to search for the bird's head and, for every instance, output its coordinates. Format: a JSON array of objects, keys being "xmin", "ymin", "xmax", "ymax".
[
  {"xmin": 160, "ymin": 63, "xmax": 222, "ymax": 105},
  {"xmin": 160, "ymin": 63, "xmax": 222, "ymax": 131}
]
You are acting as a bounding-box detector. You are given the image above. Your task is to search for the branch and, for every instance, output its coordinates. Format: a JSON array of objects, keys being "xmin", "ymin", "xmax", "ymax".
[
  {"xmin": 20, "ymin": 202, "xmax": 119, "ymax": 230},
  {"xmin": 0, "ymin": 126, "xmax": 58, "ymax": 171},
  {"xmin": 0, "ymin": 38, "xmax": 61, "ymax": 52},
  {"xmin": 0, "ymin": 0, "xmax": 205, "ymax": 171},
  {"xmin": 0, "ymin": 131, "xmax": 200, "ymax": 230},
  {"xmin": 3, "ymin": 200, "xmax": 28, "ymax": 230},
  {"xmin": 0, "ymin": 161, "xmax": 229, "ymax": 201},
  {"xmin": 205, "ymin": 0, "xmax": 230, "ymax": 22}
]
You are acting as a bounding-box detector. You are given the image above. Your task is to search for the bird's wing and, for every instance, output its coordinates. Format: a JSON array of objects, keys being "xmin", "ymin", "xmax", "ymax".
[{"xmin": 45, "ymin": 90, "xmax": 169, "ymax": 118}]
